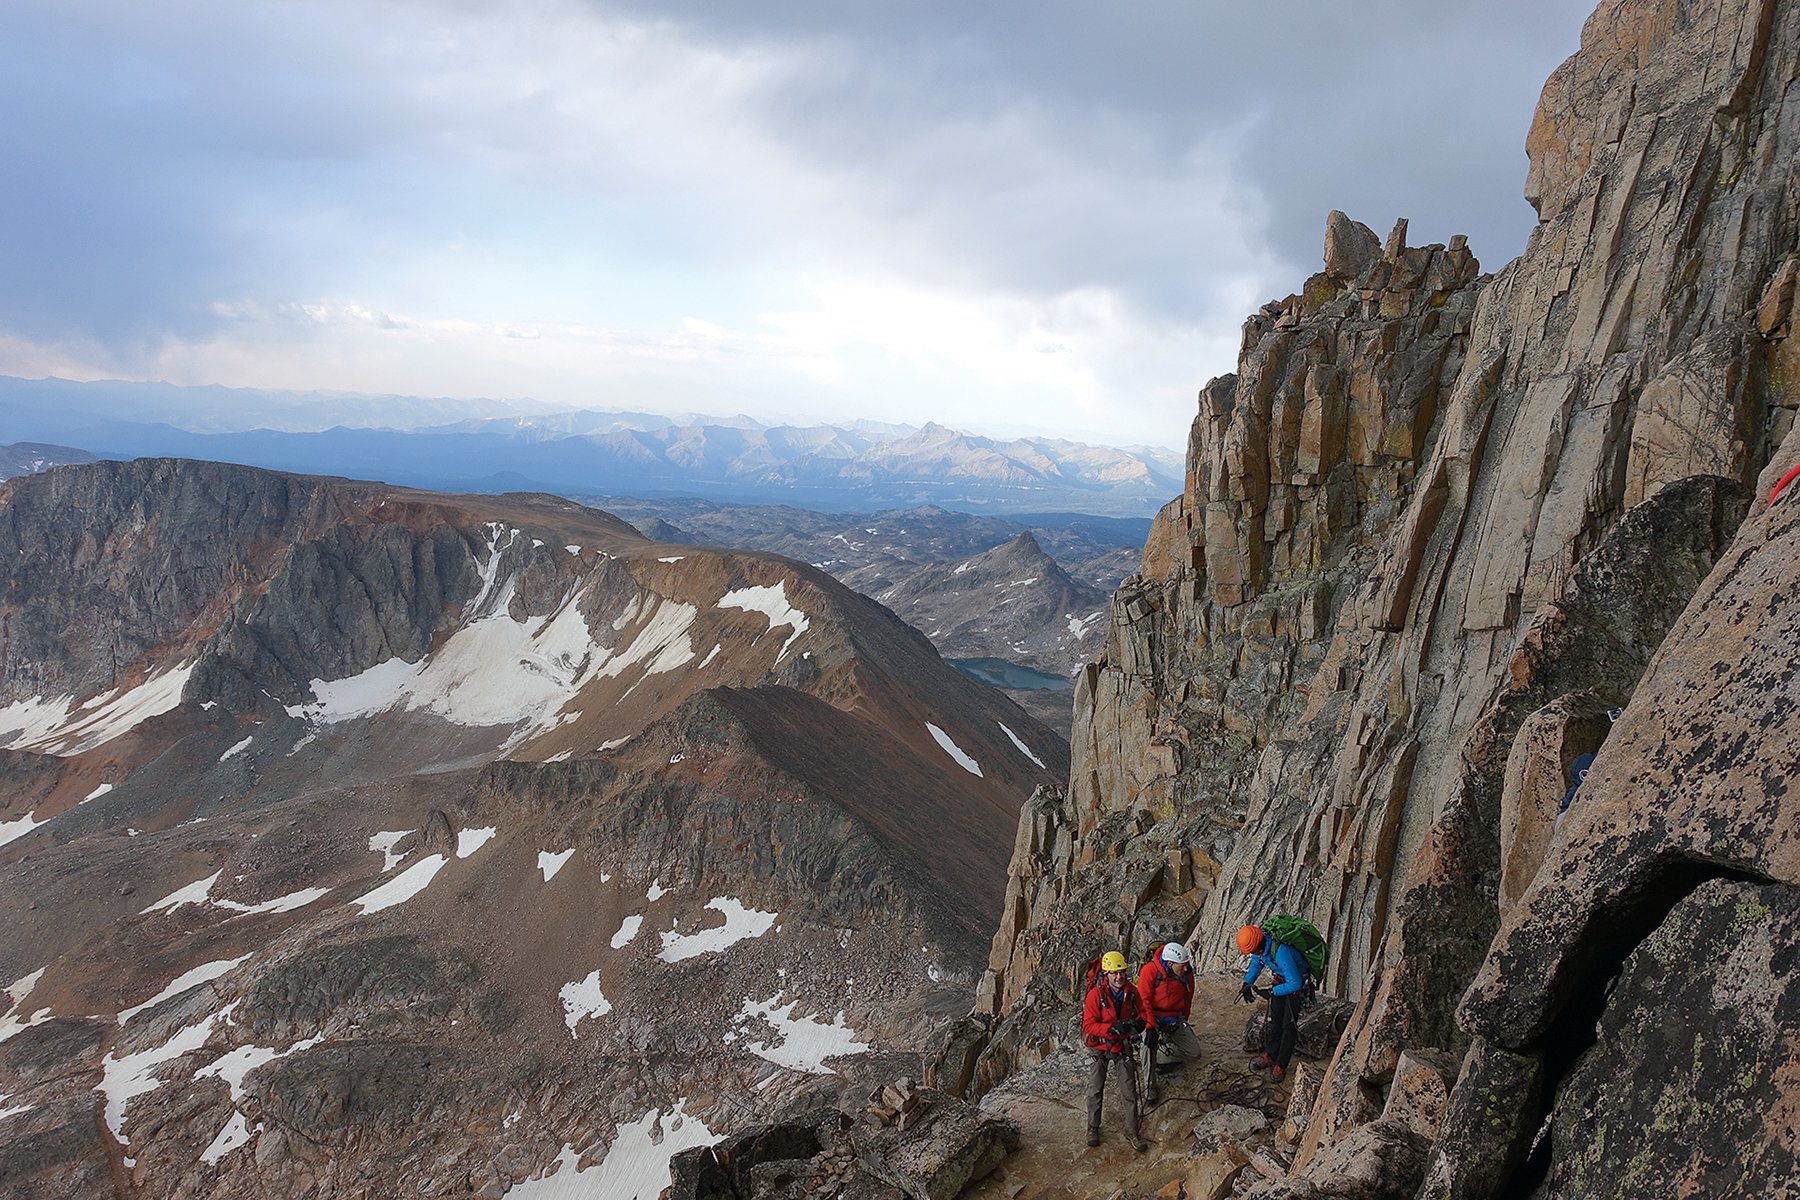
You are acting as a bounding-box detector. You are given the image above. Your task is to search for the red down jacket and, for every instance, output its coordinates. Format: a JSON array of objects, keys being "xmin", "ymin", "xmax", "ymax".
[
  {"xmin": 1136, "ymin": 955, "xmax": 1194, "ymax": 1024},
  {"xmin": 1082, "ymin": 980, "xmax": 1145, "ymax": 1054}
]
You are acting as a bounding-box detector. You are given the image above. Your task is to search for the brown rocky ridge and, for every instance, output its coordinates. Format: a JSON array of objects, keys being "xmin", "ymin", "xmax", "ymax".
[{"xmin": 0, "ymin": 458, "xmax": 1064, "ymax": 1198}]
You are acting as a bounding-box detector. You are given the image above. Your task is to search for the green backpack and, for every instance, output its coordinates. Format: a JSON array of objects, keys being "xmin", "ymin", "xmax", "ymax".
[{"xmin": 1262, "ymin": 914, "xmax": 1328, "ymax": 978}]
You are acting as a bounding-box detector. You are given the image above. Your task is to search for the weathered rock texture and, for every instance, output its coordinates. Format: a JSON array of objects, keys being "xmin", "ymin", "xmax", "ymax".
[{"xmin": 955, "ymin": 0, "xmax": 1800, "ymax": 1194}]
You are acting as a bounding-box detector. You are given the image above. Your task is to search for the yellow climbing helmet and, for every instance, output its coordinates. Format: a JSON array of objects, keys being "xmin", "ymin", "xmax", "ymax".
[{"xmin": 1100, "ymin": 951, "xmax": 1128, "ymax": 972}]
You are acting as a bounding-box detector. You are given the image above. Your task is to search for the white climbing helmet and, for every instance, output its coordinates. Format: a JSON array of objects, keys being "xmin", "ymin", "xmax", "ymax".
[{"xmin": 1161, "ymin": 942, "xmax": 1192, "ymax": 966}]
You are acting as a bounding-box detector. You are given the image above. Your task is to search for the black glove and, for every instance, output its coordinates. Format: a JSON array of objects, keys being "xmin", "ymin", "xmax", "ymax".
[
  {"xmin": 1239, "ymin": 982, "xmax": 1255, "ymax": 1004},
  {"xmin": 1256, "ymin": 986, "xmax": 1274, "ymax": 1000}
]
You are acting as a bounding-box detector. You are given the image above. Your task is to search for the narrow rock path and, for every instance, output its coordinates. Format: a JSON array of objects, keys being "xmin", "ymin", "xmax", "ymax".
[{"xmin": 969, "ymin": 975, "xmax": 1299, "ymax": 1199}]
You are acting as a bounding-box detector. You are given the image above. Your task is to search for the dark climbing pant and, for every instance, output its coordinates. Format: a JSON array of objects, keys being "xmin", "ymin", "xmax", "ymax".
[
  {"xmin": 1085, "ymin": 1048, "xmax": 1141, "ymax": 1141},
  {"xmin": 1265, "ymin": 991, "xmax": 1302, "ymax": 1070}
]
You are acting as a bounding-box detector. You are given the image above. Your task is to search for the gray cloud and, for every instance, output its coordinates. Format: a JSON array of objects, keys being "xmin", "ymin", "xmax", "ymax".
[{"xmin": 0, "ymin": 0, "xmax": 1593, "ymax": 438}]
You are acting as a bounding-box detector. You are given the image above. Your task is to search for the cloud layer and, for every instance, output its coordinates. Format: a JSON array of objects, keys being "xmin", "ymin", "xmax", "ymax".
[{"xmin": 0, "ymin": 0, "xmax": 1591, "ymax": 446}]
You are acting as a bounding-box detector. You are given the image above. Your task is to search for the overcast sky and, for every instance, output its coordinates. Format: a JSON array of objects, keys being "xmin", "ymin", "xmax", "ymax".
[{"xmin": 0, "ymin": 1, "xmax": 1593, "ymax": 448}]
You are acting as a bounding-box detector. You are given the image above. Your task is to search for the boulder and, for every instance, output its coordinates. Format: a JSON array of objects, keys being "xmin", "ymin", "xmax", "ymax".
[
  {"xmin": 664, "ymin": 1120, "xmax": 832, "ymax": 1200},
  {"xmin": 1414, "ymin": 1040, "xmax": 1543, "ymax": 1200},
  {"xmin": 850, "ymin": 1086, "xmax": 1019, "ymax": 1200},
  {"xmin": 664, "ymin": 1145, "xmax": 737, "ymax": 1200},
  {"xmin": 1240, "ymin": 1118, "xmax": 1428, "ymax": 1200},
  {"xmin": 1277, "ymin": 1062, "xmax": 1320, "ymax": 1145},
  {"xmin": 1192, "ymin": 1104, "xmax": 1269, "ymax": 1144},
  {"xmin": 1377, "ymin": 1048, "xmax": 1458, "ymax": 1142},
  {"xmin": 1183, "ymin": 1136, "xmax": 1252, "ymax": 1200},
  {"xmin": 1528, "ymin": 880, "xmax": 1800, "ymax": 1198},
  {"xmin": 924, "ymin": 1012, "xmax": 994, "ymax": 1099},
  {"xmin": 1323, "ymin": 212, "xmax": 1381, "ymax": 281}
]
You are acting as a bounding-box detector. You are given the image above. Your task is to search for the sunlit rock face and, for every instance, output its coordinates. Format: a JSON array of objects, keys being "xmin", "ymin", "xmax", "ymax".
[
  {"xmin": 0, "ymin": 458, "xmax": 1065, "ymax": 1198},
  {"xmin": 959, "ymin": 0, "xmax": 1800, "ymax": 1194}
]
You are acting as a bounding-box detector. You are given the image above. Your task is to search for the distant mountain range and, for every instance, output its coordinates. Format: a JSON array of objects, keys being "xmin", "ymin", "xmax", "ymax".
[
  {"xmin": 592, "ymin": 496, "xmax": 1147, "ymax": 590},
  {"xmin": 0, "ymin": 376, "xmax": 1184, "ymax": 516}
]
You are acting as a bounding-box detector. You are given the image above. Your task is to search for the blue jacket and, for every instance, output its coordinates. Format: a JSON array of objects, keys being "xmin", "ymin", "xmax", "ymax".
[
  {"xmin": 1243, "ymin": 937, "xmax": 1307, "ymax": 997},
  {"xmin": 1559, "ymin": 753, "xmax": 1595, "ymax": 813}
]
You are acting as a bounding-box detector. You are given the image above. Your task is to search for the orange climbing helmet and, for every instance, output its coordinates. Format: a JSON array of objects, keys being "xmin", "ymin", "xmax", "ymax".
[{"xmin": 1235, "ymin": 925, "xmax": 1264, "ymax": 955}]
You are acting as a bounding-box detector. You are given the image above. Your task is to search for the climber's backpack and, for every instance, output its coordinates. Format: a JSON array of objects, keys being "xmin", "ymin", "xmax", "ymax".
[{"xmin": 1261, "ymin": 914, "xmax": 1328, "ymax": 979}]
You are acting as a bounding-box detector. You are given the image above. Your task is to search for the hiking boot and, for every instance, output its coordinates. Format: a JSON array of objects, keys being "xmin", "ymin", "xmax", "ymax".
[
  {"xmin": 1269, "ymin": 1064, "xmax": 1287, "ymax": 1083},
  {"xmin": 1133, "ymin": 1139, "xmax": 1149, "ymax": 1154},
  {"xmin": 1250, "ymin": 1053, "xmax": 1274, "ymax": 1071},
  {"xmin": 1087, "ymin": 1130, "xmax": 1101, "ymax": 1148}
]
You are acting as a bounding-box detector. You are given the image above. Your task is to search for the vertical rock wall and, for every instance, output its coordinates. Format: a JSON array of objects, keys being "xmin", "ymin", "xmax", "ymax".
[{"xmin": 962, "ymin": 1, "xmax": 1800, "ymax": 1178}]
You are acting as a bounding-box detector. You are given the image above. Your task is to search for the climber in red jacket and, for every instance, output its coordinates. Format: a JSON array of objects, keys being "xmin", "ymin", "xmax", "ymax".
[
  {"xmin": 1081, "ymin": 950, "xmax": 1148, "ymax": 1152},
  {"xmin": 1135, "ymin": 941, "xmax": 1203, "ymax": 1101}
]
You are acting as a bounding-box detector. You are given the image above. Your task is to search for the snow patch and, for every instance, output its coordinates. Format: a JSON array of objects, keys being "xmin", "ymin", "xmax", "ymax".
[
  {"xmin": 5, "ymin": 969, "xmax": 45, "ymax": 1008},
  {"xmin": 997, "ymin": 722, "xmax": 1046, "ymax": 769},
  {"xmin": 200, "ymin": 1112, "xmax": 254, "ymax": 1164},
  {"xmin": 717, "ymin": 583, "xmax": 810, "ymax": 662},
  {"xmin": 733, "ymin": 994, "xmax": 871, "ymax": 1073},
  {"xmin": 215, "ymin": 887, "xmax": 331, "ymax": 917},
  {"xmin": 559, "ymin": 970, "xmax": 612, "ymax": 1036},
  {"xmin": 100, "ymin": 1003, "xmax": 235, "ymax": 1144},
  {"xmin": 646, "ymin": 880, "xmax": 669, "ymax": 902},
  {"xmin": 120, "ymin": 955, "xmax": 252, "ymax": 1025},
  {"xmin": 611, "ymin": 914, "xmax": 643, "ymax": 949},
  {"xmin": 538, "ymin": 849, "xmax": 575, "ymax": 882},
  {"xmin": 1067, "ymin": 611, "xmax": 1105, "ymax": 638},
  {"xmin": 197, "ymin": 1034, "xmax": 323, "ymax": 1104},
  {"xmin": 86, "ymin": 781, "xmax": 115, "ymax": 800},
  {"xmin": 509, "ymin": 1102, "xmax": 715, "ymax": 1200},
  {"xmin": 354, "ymin": 855, "xmax": 447, "ymax": 914},
  {"xmin": 219, "ymin": 737, "xmax": 253, "ymax": 762},
  {"xmin": 0, "ymin": 969, "xmax": 50, "ymax": 1046},
  {"xmin": 142, "ymin": 871, "xmax": 223, "ymax": 914},
  {"xmin": 0, "ymin": 812, "xmax": 44, "ymax": 848},
  {"xmin": 283, "ymin": 545, "xmax": 696, "ymax": 748},
  {"xmin": 368, "ymin": 830, "xmax": 410, "ymax": 871},
  {"xmin": 195, "ymin": 1030, "xmax": 324, "ymax": 1160},
  {"xmin": 0, "ymin": 662, "xmax": 196, "ymax": 755},
  {"xmin": 658, "ymin": 898, "xmax": 778, "ymax": 963},
  {"xmin": 457, "ymin": 826, "xmax": 497, "ymax": 857},
  {"xmin": 925, "ymin": 723, "xmax": 983, "ymax": 777}
]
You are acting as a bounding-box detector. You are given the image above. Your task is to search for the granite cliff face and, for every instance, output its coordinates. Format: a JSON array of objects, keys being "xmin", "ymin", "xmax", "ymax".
[
  {"xmin": 0, "ymin": 459, "xmax": 1064, "ymax": 1198},
  {"xmin": 952, "ymin": 0, "xmax": 1800, "ymax": 1194}
]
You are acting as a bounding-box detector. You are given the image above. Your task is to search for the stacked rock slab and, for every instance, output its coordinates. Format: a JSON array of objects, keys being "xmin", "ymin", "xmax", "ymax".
[{"xmin": 961, "ymin": 0, "xmax": 1800, "ymax": 1191}]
